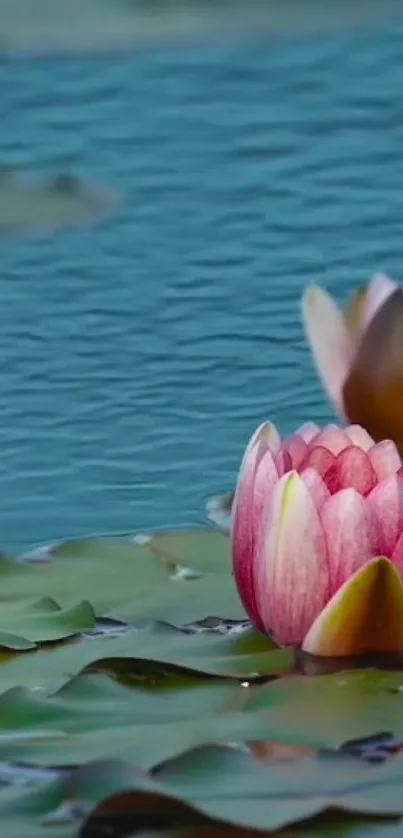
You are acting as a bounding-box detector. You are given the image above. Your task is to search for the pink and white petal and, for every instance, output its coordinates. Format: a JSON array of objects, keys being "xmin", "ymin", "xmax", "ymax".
[
  {"xmin": 242, "ymin": 421, "xmax": 280, "ymax": 465},
  {"xmin": 367, "ymin": 472, "xmax": 403, "ymax": 556},
  {"xmin": 303, "ymin": 557, "xmax": 403, "ymax": 657},
  {"xmin": 253, "ymin": 448, "xmax": 279, "ymax": 534},
  {"xmin": 368, "ymin": 440, "xmax": 402, "ymax": 481},
  {"xmin": 282, "ymin": 434, "xmax": 309, "ymax": 470},
  {"xmin": 301, "ymin": 284, "xmax": 355, "ymax": 417},
  {"xmin": 260, "ymin": 421, "xmax": 281, "ymax": 456},
  {"xmin": 323, "ymin": 446, "xmax": 377, "ymax": 496},
  {"xmin": 299, "ymin": 445, "xmax": 336, "ymax": 480},
  {"xmin": 231, "ymin": 423, "xmax": 276, "ymax": 629},
  {"xmin": 231, "ymin": 424, "xmax": 267, "ymax": 540},
  {"xmin": 363, "ymin": 273, "xmax": 398, "ymax": 330},
  {"xmin": 300, "ymin": 467, "xmax": 331, "ymax": 510},
  {"xmin": 345, "ymin": 424, "xmax": 374, "ymax": 452},
  {"xmin": 295, "ymin": 421, "xmax": 321, "ymax": 444},
  {"xmin": 255, "ymin": 471, "xmax": 329, "ymax": 646},
  {"xmin": 310, "ymin": 424, "xmax": 352, "ymax": 455},
  {"xmin": 320, "ymin": 488, "xmax": 381, "ymax": 594}
]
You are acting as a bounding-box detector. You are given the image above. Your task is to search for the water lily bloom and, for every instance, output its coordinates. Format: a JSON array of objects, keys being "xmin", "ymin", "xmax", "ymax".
[
  {"xmin": 302, "ymin": 273, "xmax": 403, "ymax": 453},
  {"xmin": 231, "ymin": 421, "xmax": 403, "ymax": 656}
]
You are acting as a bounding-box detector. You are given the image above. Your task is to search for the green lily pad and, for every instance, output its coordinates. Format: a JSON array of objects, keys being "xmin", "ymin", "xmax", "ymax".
[
  {"xmin": 1, "ymin": 526, "xmax": 403, "ymax": 837},
  {"xmin": 10, "ymin": 532, "xmax": 242, "ymax": 626},
  {"xmin": 0, "ymin": 757, "xmax": 153, "ymax": 838},
  {"xmin": 1, "ymin": 748, "xmax": 402, "ymax": 838},
  {"xmin": 0, "ymin": 598, "xmax": 95, "ymax": 647},
  {"xmin": 0, "ymin": 623, "xmax": 291, "ymax": 693},
  {"xmin": 0, "ymin": 167, "xmax": 118, "ymax": 235},
  {"xmin": 0, "ymin": 671, "xmax": 288, "ymax": 768},
  {"xmin": 0, "ymin": 581, "xmax": 95, "ymax": 648},
  {"xmin": 79, "ymin": 743, "xmax": 403, "ymax": 835},
  {"xmin": 135, "ymin": 529, "xmax": 231, "ymax": 576},
  {"xmin": 0, "ymin": 0, "xmax": 401, "ymax": 55},
  {"xmin": 245, "ymin": 670, "xmax": 403, "ymax": 749}
]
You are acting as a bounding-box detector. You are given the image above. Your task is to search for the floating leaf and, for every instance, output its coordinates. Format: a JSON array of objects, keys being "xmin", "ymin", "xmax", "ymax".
[
  {"xmin": 136, "ymin": 529, "xmax": 231, "ymax": 577},
  {"xmin": 0, "ymin": 749, "xmax": 401, "ymax": 838},
  {"xmin": 0, "ymin": 671, "xmax": 291, "ymax": 769},
  {"xmin": 2, "ymin": 527, "xmax": 403, "ymax": 836},
  {"xmin": 11, "ymin": 532, "xmax": 244, "ymax": 626},
  {"xmin": 0, "ymin": 580, "xmax": 96, "ymax": 647},
  {"xmin": 246, "ymin": 670, "xmax": 403, "ymax": 749},
  {"xmin": 81, "ymin": 743, "xmax": 403, "ymax": 833},
  {"xmin": 0, "ymin": 598, "xmax": 95, "ymax": 646},
  {"xmin": 0, "ymin": 757, "xmax": 154, "ymax": 838},
  {"xmin": 0, "ymin": 622, "xmax": 291, "ymax": 694}
]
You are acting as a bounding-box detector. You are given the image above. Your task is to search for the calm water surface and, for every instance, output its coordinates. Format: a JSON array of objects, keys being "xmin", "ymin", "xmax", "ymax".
[{"xmin": 1, "ymin": 24, "xmax": 403, "ymax": 551}]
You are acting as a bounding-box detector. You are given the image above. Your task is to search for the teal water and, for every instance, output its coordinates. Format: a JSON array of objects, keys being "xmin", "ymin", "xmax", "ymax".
[{"xmin": 1, "ymin": 24, "xmax": 403, "ymax": 551}]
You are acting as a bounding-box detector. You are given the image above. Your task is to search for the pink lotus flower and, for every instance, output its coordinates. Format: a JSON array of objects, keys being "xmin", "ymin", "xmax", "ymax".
[
  {"xmin": 302, "ymin": 273, "xmax": 403, "ymax": 453},
  {"xmin": 232, "ymin": 420, "xmax": 403, "ymax": 656}
]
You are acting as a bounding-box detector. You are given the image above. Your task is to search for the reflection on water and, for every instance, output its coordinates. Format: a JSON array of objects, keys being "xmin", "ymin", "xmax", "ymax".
[{"xmin": 0, "ymin": 24, "xmax": 403, "ymax": 551}]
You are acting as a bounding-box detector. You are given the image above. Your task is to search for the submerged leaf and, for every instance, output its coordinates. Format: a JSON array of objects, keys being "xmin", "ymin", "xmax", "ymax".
[{"xmin": 0, "ymin": 167, "xmax": 117, "ymax": 235}]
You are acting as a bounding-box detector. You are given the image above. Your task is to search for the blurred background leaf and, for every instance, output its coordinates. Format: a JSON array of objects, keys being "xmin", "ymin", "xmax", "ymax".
[
  {"xmin": 0, "ymin": 167, "xmax": 118, "ymax": 234},
  {"xmin": 0, "ymin": 0, "xmax": 402, "ymax": 55}
]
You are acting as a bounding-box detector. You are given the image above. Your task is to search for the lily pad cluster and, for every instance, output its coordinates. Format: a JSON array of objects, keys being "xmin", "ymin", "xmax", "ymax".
[{"xmin": 0, "ymin": 526, "xmax": 401, "ymax": 836}]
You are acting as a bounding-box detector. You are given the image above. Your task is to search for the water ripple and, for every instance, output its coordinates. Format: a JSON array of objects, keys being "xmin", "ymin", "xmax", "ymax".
[{"xmin": 0, "ymin": 26, "xmax": 402, "ymax": 549}]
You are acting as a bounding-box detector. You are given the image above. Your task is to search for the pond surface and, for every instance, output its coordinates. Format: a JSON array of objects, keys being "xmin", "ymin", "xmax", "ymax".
[{"xmin": 1, "ymin": 23, "xmax": 403, "ymax": 552}]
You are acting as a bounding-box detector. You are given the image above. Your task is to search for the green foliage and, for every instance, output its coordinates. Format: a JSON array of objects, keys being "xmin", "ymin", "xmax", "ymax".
[{"xmin": 0, "ymin": 528, "xmax": 401, "ymax": 836}]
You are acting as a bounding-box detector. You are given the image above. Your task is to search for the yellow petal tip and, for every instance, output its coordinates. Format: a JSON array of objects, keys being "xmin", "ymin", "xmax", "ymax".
[{"xmin": 303, "ymin": 557, "xmax": 403, "ymax": 657}]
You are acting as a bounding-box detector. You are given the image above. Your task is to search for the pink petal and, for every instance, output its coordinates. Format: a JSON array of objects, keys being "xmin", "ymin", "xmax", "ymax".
[
  {"xmin": 295, "ymin": 421, "xmax": 321, "ymax": 444},
  {"xmin": 320, "ymin": 488, "xmax": 380, "ymax": 594},
  {"xmin": 368, "ymin": 440, "xmax": 402, "ymax": 481},
  {"xmin": 255, "ymin": 472, "xmax": 329, "ymax": 646},
  {"xmin": 300, "ymin": 467, "xmax": 331, "ymax": 510},
  {"xmin": 253, "ymin": 449, "xmax": 279, "ymax": 535},
  {"xmin": 345, "ymin": 424, "xmax": 374, "ymax": 452},
  {"xmin": 367, "ymin": 472, "xmax": 403, "ymax": 556},
  {"xmin": 323, "ymin": 446, "xmax": 377, "ymax": 496},
  {"xmin": 275, "ymin": 448, "xmax": 293, "ymax": 476},
  {"xmin": 261, "ymin": 421, "xmax": 282, "ymax": 456},
  {"xmin": 231, "ymin": 423, "xmax": 276, "ymax": 630},
  {"xmin": 310, "ymin": 424, "xmax": 351, "ymax": 455},
  {"xmin": 363, "ymin": 272, "xmax": 398, "ymax": 330},
  {"xmin": 299, "ymin": 445, "xmax": 336, "ymax": 479},
  {"xmin": 302, "ymin": 284, "xmax": 355, "ymax": 417},
  {"xmin": 282, "ymin": 434, "xmax": 309, "ymax": 470}
]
